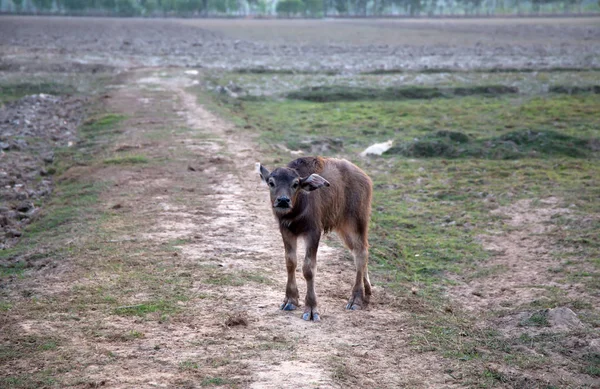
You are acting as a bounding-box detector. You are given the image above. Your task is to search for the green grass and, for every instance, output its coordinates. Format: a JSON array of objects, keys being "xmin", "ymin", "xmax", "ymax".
[
  {"xmin": 48, "ymin": 113, "xmax": 126, "ymax": 176},
  {"xmin": 201, "ymin": 377, "xmax": 230, "ymax": 387},
  {"xmin": 83, "ymin": 113, "xmax": 126, "ymax": 132},
  {"xmin": 205, "ymin": 69, "xmax": 600, "ymax": 100},
  {"xmin": 229, "ymin": 94, "xmax": 599, "ymax": 156},
  {"xmin": 0, "ymin": 82, "xmax": 75, "ymax": 104},
  {"xmin": 103, "ymin": 154, "xmax": 149, "ymax": 165},
  {"xmin": 583, "ymin": 353, "xmax": 600, "ymax": 377},
  {"xmin": 285, "ymin": 85, "xmax": 519, "ymax": 102},
  {"xmin": 0, "ymin": 261, "xmax": 27, "ymax": 278},
  {"xmin": 113, "ymin": 300, "xmax": 179, "ymax": 317},
  {"xmin": 204, "ymin": 270, "xmax": 272, "ymax": 287},
  {"xmin": 385, "ymin": 129, "xmax": 595, "ymax": 159},
  {"xmin": 26, "ymin": 181, "xmax": 107, "ymax": 236},
  {"xmin": 0, "ymin": 372, "xmax": 58, "ymax": 389},
  {"xmin": 179, "ymin": 360, "xmax": 200, "ymax": 371},
  {"xmin": 79, "ymin": 113, "xmax": 126, "ymax": 146},
  {"xmin": 0, "ymin": 335, "xmax": 61, "ymax": 370},
  {"xmin": 519, "ymin": 310, "xmax": 551, "ymax": 327},
  {"xmin": 550, "ymin": 85, "xmax": 600, "ymax": 94}
]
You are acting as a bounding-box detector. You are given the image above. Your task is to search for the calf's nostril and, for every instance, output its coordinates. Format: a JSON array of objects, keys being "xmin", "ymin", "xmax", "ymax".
[{"xmin": 275, "ymin": 197, "xmax": 291, "ymax": 207}]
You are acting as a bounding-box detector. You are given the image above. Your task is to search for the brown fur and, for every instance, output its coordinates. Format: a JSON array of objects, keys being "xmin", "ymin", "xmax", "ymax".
[{"xmin": 258, "ymin": 156, "xmax": 372, "ymax": 321}]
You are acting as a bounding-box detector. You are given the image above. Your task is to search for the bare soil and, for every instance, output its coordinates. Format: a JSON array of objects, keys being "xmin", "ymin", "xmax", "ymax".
[
  {"xmin": 450, "ymin": 197, "xmax": 597, "ymax": 313},
  {"xmin": 449, "ymin": 197, "xmax": 599, "ymax": 387},
  {"xmin": 0, "ymin": 94, "xmax": 88, "ymax": 248},
  {"xmin": 1, "ymin": 16, "xmax": 599, "ymax": 73}
]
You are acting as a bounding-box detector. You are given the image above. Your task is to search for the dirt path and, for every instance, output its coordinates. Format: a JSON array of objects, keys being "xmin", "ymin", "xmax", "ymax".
[{"xmin": 68, "ymin": 69, "xmax": 456, "ymax": 388}]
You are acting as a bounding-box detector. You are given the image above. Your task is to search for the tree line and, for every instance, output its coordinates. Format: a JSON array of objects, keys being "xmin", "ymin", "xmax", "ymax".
[{"xmin": 1, "ymin": 0, "xmax": 598, "ymax": 16}]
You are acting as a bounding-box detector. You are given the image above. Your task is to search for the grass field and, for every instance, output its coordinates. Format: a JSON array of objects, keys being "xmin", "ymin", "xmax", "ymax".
[{"xmin": 197, "ymin": 64, "xmax": 600, "ymax": 386}]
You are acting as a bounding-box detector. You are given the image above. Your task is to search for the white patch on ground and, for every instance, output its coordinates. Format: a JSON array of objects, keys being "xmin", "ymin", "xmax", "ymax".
[
  {"xmin": 137, "ymin": 76, "xmax": 163, "ymax": 84},
  {"xmin": 360, "ymin": 140, "xmax": 393, "ymax": 156},
  {"xmin": 143, "ymin": 219, "xmax": 197, "ymax": 240},
  {"xmin": 250, "ymin": 361, "xmax": 333, "ymax": 388}
]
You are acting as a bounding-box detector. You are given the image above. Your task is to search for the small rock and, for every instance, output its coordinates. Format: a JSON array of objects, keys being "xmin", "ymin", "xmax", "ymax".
[
  {"xmin": 42, "ymin": 153, "xmax": 54, "ymax": 163},
  {"xmin": 0, "ymin": 142, "xmax": 9, "ymax": 150},
  {"xmin": 547, "ymin": 307, "xmax": 583, "ymax": 330},
  {"xmin": 589, "ymin": 339, "xmax": 600, "ymax": 353},
  {"xmin": 13, "ymin": 139, "xmax": 28, "ymax": 150},
  {"xmin": 17, "ymin": 201, "xmax": 33, "ymax": 212},
  {"xmin": 5, "ymin": 229, "xmax": 22, "ymax": 238},
  {"xmin": 225, "ymin": 313, "xmax": 248, "ymax": 327}
]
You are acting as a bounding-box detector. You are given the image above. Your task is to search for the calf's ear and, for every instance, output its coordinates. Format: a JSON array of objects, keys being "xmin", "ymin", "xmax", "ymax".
[
  {"xmin": 255, "ymin": 162, "xmax": 270, "ymax": 184},
  {"xmin": 300, "ymin": 174, "xmax": 330, "ymax": 192}
]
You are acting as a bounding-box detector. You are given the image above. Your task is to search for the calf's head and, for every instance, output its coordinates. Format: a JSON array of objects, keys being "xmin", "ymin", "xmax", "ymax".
[{"xmin": 256, "ymin": 162, "xmax": 330, "ymax": 215}]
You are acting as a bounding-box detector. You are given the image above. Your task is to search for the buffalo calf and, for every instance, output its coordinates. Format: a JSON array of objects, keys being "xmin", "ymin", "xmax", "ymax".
[{"xmin": 256, "ymin": 156, "xmax": 372, "ymax": 321}]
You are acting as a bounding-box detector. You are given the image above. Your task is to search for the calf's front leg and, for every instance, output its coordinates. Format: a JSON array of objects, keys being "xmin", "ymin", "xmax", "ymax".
[
  {"xmin": 281, "ymin": 231, "xmax": 299, "ymax": 311},
  {"xmin": 302, "ymin": 231, "xmax": 321, "ymax": 322}
]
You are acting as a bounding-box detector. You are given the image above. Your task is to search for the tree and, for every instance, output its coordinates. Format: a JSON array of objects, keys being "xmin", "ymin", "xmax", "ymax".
[
  {"xmin": 304, "ymin": 0, "xmax": 321, "ymax": 15},
  {"xmin": 13, "ymin": 0, "xmax": 24, "ymax": 12},
  {"xmin": 407, "ymin": 0, "xmax": 422, "ymax": 15},
  {"xmin": 333, "ymin": 0, "xmax": 348, "ymax": 14},
  {"xmin": 226, "ymin": 0, "xmax": 241, "ymax": 13},
  {"xmin": 140, "ymin": 0, "xmax": 158, "ymax": 14},
  {"xmin": 355, "ymin": 0, "xmax": 367, "ymax": 15},
  {"xmin": 32, "ymin": 0, "xmax": 53, "ymax": 11},
  {"xmin": 276, "ymin": 0, "xmax": 304, "ymax": 16},
  {"xmin": 116, "ymin": 0, "xmax": 139, "ymax": 15},
  {"xmin": 63, "ymin": 0, "xmax": 88, "ymax": 11},
  {"xmin": 254, "ymin": 0, "xmax": 270, "ymax": 14}
]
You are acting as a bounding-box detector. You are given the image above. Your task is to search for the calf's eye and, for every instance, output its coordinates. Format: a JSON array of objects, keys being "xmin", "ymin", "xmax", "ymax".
[
  {"xmin": 269, "ymin": 181, "xmax": 275, "ymax": 187},
  {"xmin": 292, "ymin": 182, "xmax": 299, "ymax": 189}
]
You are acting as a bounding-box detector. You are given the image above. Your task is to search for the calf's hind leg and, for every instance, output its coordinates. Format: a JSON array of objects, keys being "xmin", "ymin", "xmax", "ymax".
[
  {"xmin": 347, "ymin": 246, "xmax": 370, "ymax": 310},
  {"xmin": 339, "ymin": 225, "xmax": 371, "ymax": 310}
]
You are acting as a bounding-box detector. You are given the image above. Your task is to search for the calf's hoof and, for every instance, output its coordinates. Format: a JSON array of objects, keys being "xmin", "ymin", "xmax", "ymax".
[
  {"xmin": 346, "ymin": 295, "xmax": 366, "ymax": 311},
  {"xmin": 302, "ymin": 307, "xmax": 320, "ymax": 322},
  {"xmin": 281, "ymin": 302, "xmax": 297, "ymax": 311},
  {"xmin": 280, "ymin": 297, "xmax": 299, "ymax": 311}
]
